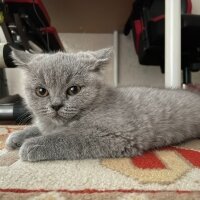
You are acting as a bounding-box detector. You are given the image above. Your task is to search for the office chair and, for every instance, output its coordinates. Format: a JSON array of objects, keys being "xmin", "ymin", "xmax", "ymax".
[{"xmin": 124, "ymin": 0, "xmax": 200, "ymax": 84}]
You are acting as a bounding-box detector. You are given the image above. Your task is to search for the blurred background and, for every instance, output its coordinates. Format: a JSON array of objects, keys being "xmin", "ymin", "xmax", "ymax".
[
  {"xmin": 5, "ymin": 0, "xmax": 199, "ymax": 97},
  {"xmin": 1, "ymin": 0, "xmax": 200, "ymax": 123}
]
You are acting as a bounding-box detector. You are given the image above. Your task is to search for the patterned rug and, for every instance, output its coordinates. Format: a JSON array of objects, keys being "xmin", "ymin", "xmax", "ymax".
[{"xmin": 0, "ymin": 126, "xmax": 200, "ymax": 200}]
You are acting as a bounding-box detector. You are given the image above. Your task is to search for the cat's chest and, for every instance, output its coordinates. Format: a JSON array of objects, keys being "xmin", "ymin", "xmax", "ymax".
[{"xmin": 34, "ymin": 118, "xmax": 62, "ymax": 135}]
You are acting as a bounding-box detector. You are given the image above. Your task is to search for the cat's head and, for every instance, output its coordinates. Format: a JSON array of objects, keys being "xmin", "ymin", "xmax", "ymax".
[{"xmin": 11, "ymin": 48, "xmax": 112, "ymax": 124}]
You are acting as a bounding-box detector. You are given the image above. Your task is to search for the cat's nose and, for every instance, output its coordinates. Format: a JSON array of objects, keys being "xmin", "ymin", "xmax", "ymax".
[{"xmin": 51, "ymin": 104, "xmax": 63, "ymax": 111}]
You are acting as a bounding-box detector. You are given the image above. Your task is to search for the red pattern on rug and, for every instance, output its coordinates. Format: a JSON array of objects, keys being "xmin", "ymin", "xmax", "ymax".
[
  {"xmin": 132, "ymin": 151, "xmax": 166, "ymax": 169},
  {"xmin": 132, "ymin": 147, "xmax": 200, "ymax": 169}
]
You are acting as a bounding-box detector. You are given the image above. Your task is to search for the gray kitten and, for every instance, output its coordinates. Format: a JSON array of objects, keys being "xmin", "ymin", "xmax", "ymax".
[{"xmin": 6, "ymin": 48, "xmax": 200, "ymax": 162}]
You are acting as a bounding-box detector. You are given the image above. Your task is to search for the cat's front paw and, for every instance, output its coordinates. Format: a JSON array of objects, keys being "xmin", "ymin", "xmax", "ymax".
[
  {"xmin": 6, "ymin": 131, "xmax": 25, "ymax": 150},
  {"xmin": 19, "ymin": 138, "xmax": 46, "ymax": 162}
]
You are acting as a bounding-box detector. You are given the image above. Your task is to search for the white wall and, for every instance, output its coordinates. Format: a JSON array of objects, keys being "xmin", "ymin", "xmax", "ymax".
[
  {"xmin": 191, "ymin": 0, "xmax": 200, "ymax": 14},
  {"xmin": 5, "ymin": 68, "xmax": 24, "ymax": 96}
]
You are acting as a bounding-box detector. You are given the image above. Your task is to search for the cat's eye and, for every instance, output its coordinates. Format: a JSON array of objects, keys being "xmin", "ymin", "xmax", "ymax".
[
  {"xmin": 35, "ymin": 87, "xmax": 49, "ymax": 97},
  {"xmin": 66, "ymin": 86, "xmax": 81, "ymax": 96}
]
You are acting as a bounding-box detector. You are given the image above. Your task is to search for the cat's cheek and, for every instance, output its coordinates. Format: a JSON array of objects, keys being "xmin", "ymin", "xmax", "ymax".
[{"xmin": 71, "ymin": 92, "xmax": 96, "ymax": 108}]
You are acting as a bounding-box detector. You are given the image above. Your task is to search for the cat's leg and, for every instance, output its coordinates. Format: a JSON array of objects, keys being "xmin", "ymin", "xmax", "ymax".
[
  {"xmin": 6, "ymin": 126, "xmax": 41, "ymax": 150},
  {"xmin": 19, "ymin": 130, "xmax": 142, "ymax": 162}
]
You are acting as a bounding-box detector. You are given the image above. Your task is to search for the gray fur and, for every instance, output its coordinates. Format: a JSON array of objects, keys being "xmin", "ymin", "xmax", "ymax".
[
  {"xmin": 6, "ymin": 48, "xmax": 200, "ymax": 161},
  {"xmin": 6, "ymin": 126, "xmax": 41, "ymax": 150}
]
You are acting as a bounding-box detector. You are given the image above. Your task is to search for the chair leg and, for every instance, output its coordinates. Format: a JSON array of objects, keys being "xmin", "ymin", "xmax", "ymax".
[
  {"xmin": 0, "ymin": 69, "xmax": 9, "ymax": 99},
  {"xmin": 183, "ymin": 66, "xmax": 191, "ymax": 84}
]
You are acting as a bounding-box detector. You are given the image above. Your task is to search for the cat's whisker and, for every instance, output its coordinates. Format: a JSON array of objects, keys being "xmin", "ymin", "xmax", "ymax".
[
  {"xmin": 17, "ymin": 115, "xmax": 32, "ymax": 126},
  {"xmin": 63, "ymin": 111, "xmax": 77, "ymax": 114},
  {"xmin": 65, "ymin": 108, "xmax": 77, "ymax": 111},
  {"xmin": 16, "ymin": 112, "xmax": 32, "ymax": 126},
  {"xmin": 16, "ymin": 111, "xmax": 30, "ymax": 122},
  {"xmin": 20, "ymin": 114, "xmax": 32, "ymax": 123},
  {"xmin": 36, "ymin": 109, "xmax": 49, "ymax": 116},
  {"xmin": 37, "ymin": 108, "xmax": 48, "ymax": 112},
  {"xmin": 64, "ymin": 111, "xmax": 77, "ymax": 114},
  {"xmin": 63, "ymin": 108, "xmax": 78, "ymax": 112},
  {"xmin": 37, "ymin": 111, "xmax": 47, "ymax": 115}
]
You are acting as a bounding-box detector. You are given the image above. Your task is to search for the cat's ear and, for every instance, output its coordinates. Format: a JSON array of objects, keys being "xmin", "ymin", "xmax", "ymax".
[
  {"xmin": 11, "ymin": 48, "xmax": 36, "ymax": 68},
  {"xmin": 89, "ymin": 47, "xmax": 113, "ymax": 72}
]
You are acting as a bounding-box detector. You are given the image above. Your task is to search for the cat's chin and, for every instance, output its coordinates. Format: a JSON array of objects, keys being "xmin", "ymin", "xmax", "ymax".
[{"xmin": 51, "ymin": 116, "xmax": 65, "ymax": 125}]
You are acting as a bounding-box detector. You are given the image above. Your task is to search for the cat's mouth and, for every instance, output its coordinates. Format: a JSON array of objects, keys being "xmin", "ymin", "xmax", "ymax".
[
  {"xmin": 50, "ymin": 113, "xmax": 65, "ymax": 124},
  {"xmin": 52, "ymin": 112, "xmax": 62, "ymax": 119},
  {"xmin": 51, "ymin": 111, "xmax": 77, "ymax": 121}
]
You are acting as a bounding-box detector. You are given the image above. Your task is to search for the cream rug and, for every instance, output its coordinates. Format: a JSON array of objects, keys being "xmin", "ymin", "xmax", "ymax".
[{"xmin": 0, "ymin": 125, "xmax": 200, "ymax": 200}]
